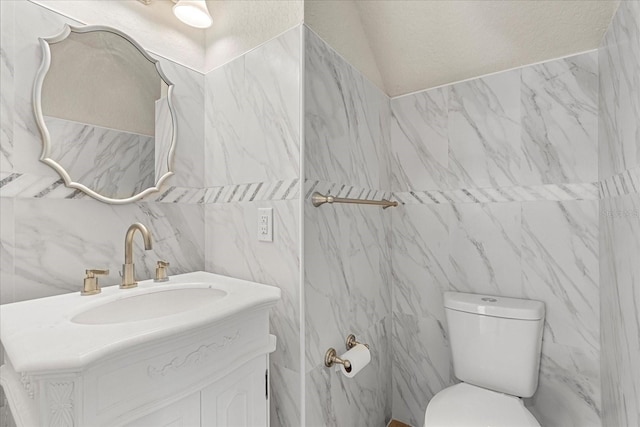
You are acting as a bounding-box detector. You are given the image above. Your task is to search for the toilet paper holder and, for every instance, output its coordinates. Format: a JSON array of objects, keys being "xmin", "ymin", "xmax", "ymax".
[{"xmin": 324, "ymin": 334, "xmax": 369, "ymax": 371}]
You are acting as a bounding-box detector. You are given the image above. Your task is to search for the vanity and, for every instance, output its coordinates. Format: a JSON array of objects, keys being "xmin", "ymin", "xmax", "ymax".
[{"xmin": 0, "ymin": 272, "xmax": 280, "ymax": 427}]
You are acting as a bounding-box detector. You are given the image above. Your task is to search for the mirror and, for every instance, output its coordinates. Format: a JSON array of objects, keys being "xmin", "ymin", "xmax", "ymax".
[{"xmin": 33, "ymin": 25, "xmax": 177, "ymax": 204}]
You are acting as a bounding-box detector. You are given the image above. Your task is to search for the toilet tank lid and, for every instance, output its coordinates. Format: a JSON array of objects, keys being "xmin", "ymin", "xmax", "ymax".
[{"xmin": 444, "ymin": 292, "xmax": 545, "ymax": 320}]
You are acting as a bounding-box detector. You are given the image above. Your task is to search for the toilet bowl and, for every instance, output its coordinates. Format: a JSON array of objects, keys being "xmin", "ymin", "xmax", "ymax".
[
  {"xmin": 422, "ymin": 292, "xmax": 545, "ymax": 427},
  {"xmin": 424, "ymin": 383, "xmax": 540, "ymax": 427}
]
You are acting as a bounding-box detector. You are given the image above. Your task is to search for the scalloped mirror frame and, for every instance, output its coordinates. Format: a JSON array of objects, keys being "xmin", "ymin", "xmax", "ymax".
[{"xmin": 33, "ymin": 24, "xmax": 178, "ymax": 204}]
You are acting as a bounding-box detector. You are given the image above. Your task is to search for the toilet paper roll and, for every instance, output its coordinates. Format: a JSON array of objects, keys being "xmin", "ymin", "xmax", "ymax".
[{"xmin": 336, "ymin": 344, "xmax": 371, "ymax": 378}]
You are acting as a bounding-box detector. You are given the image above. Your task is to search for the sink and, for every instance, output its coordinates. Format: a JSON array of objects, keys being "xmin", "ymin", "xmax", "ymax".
[
  {"xmin": 71, "ymin": 287, "xmax": 228, "ymax": 325},
  {"xmin": 0, "ymin": 271, "xmax": 280, "ymax": 374}
]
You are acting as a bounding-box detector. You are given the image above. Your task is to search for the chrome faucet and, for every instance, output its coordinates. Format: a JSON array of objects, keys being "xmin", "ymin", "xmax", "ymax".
[{"xmin": 121, "ymin": 223, "xmax": 153, "ymax": 289}]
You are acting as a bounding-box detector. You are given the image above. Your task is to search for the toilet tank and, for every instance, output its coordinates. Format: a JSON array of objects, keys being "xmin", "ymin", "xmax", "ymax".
[{"xmin": 445, "ymin": 292, "xmax": 545, "ymax": 398}]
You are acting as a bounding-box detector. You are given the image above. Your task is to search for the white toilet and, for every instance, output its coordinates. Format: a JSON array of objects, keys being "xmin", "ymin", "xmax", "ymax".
[{"xmin": 424, "ymin": 292, "xmax": 545, "ymax": 427}]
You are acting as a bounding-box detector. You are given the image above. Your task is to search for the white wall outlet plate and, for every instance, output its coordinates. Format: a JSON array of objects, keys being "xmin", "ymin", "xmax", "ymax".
[{"xmin": 257, "ymin": 208, "xmax": 273, "ymax": 242}]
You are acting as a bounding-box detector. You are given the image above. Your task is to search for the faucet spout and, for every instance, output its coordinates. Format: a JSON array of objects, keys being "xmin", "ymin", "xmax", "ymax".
[
  {"xmin": 121, "ymin": 223, "xmax": 153, "ymax": 289},
  {"xmin": 124, "ymin": 223, "xmax": 153, "ymax": 264}
]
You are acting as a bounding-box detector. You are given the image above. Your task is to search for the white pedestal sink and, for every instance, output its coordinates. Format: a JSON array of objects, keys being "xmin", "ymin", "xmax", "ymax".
[{"xmin": 0, "ymin": 271, "xmax": 280, "ymax": 427}]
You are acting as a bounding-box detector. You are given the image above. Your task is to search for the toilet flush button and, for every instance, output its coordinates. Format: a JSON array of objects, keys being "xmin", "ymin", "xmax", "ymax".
[{"xmin": 482, "ymin": 297, "xmax": 498, "ymax": 303}]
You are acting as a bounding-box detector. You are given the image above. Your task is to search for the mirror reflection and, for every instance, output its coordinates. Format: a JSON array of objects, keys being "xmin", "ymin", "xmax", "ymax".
[{"xmin": 35, "ymin": 25, "xmax": 176, "ymax": 203}]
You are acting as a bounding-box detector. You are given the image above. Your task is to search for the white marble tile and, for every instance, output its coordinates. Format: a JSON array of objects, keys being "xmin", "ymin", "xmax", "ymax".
[
  {"xmin": 154, "ymin": 57, "xmax": 205, "ymax": 189},
  {"xmin": 521, "ymin": 200, "xmax": 600, "ymax": 425},
  {"xmin": 244, "ymin": 27, "xmax": 301, "ymax": 181},
  {"xmin": 0, "ymin": 0, "xmax": 15, "ymax": 173},
  {"xmin": 395, "ymin": 183, "xmax": 599, "ymax": 206},
  {"xmin": 392, "ymin": 204, "xmax": 451, "ymax": 319},
  {"xmin": 599, "ymin": 166, "xmax": 640, "ymax": 198},
  {"xmin": 305, "ymin": 199, "xmax": 391, "ymax": 371},
  {"xmin": 204, "ymin": 56, "xmax": 245, "ymax": 186},
  {"xmin": 270, "ymin": 363, "xmax": 301, "ymax": 427},
  {"xmin": 12, "ymin": 198, "xmax": 204, "ymax": 302},
  {"xmin": 390, "ymin": 87, "xmax": 449, "ymax": 192},
  {"xmin": 305, "ymin": 318, "xmax": 391, "ymax": 427},
  {"xmin": 304, "ymin": 28, "xmax": 389, "ymax": 190},
  {"xmin": 12, "ymin": 1, "xmax": 79, "ymax": 178},
  {"xmin": 522, "ymin": 52, "xmax": 598, "ymax": 184},
  {"xmin": 448, "ymin": 202, "xmax": 521, "ymax": 295},
  {"xmin": 448, "ymin": 70, "xmax": 524, "ymax": 189},
  {"xmin": 0, "ymin": 172, "xmax": 73, "ymax": 199},
  {"xmin": 204, "ymin": 179, "xmax": 300, "ymax": 204},
  {"xmin": 600, "ymin": 193, "xmax": 640, "ymax": 426},
  {"xmin": 204, "ymin": 27, "xmax": 301, "ymax": 187},
  {"xmin": 204, "ymin": 199, "xmax": 300, "ymax": 371},
  {"xmin": 598, "ymin": 2, "xmax": 640, "ymax": 425},
  {"xmin": 392, "ymin": 312, "xmax": 454, "ymax": 427},
  {"xmin": 527, "ymin": 342, "xmax": 601, "ymax": 427},
  {"xmin": 598, "ymin": 0, "xmax": 640, "ymax": 180},
  {"xmin": 0, "ymin": 197, "xmax": 15, "ymax": 305},
  {"xmin": 377, "ymin": 87, "xmax": 393, "ymax": 193},
  {"xmin": 522, "ymin": 201, "xmax": 599, "ymax": 352}
]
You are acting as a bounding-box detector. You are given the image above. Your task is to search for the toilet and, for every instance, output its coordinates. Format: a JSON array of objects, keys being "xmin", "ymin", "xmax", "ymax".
[{"xmin": 424, "ymin": 292, "xmax": 545, "ymax": 427}]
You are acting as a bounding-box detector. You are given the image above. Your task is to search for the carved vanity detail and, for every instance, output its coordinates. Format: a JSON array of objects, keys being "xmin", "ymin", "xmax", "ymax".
[{"xmin": 0, "ymin": 272, "xmax": 280, "ymax": 427}]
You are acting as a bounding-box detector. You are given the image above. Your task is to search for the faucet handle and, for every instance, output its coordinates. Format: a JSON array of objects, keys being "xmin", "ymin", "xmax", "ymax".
[
  {"xmin": 154, "ymin": 260, "xmax": 170, "ymax": 282},
  {"xmin": 82, "ymin": 269, "xmax": 109, "ymax": 296},
  {"xmin": 86, "ymin": 269, "xmax": 109, "ymax": 277}
]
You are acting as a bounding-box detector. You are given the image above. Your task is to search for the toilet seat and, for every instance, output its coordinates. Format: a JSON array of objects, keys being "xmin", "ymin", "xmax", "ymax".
[{"xmin": 424, "ymin": 383, "xmax": 540, "ymax": 427}]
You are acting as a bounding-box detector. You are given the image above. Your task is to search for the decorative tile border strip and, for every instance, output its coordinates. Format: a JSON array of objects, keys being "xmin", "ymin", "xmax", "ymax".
[
  {"xmin": 203, "ymin": 179, "xmax": 299, "ymax": 204},
  {"xmin": 304, "ymin": 179, "xmax": 392, "ymax": 202},
  {"xmin": 0, "ymin": 172, "xmax": 206, "ymax": 203},
  {"xmin": 0, "ymin": 172, "xmax": 300, "ymax": 204},
  {"xmin": 6, "ymin": 170, "xmax": 636, "ymax": 205},
  {"xmin": 306, "ymin": 180, "xmax": 602, "ymax": 206},
  {"xmin": 394, "ymin": 182, "xmax": 599, "ymax": 205},
  {"xmin": 599, "ymin": 167, "xmax": 640, "ymax": 198},
  {"xmin": 148, "ymin": 186, "xmax": 205, "ymax": 204},
  {"xmin": 0, "ymin": 173, "xmax": 81, "ymax": 199}
]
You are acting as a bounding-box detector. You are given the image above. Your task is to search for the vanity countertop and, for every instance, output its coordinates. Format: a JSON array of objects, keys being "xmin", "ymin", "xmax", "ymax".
[{"xmin": 0, "ymin": 271, "xmax": 280, "ymax": 374}]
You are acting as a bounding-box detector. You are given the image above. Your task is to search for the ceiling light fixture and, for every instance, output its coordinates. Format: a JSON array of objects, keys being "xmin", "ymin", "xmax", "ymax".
[{"xmin": 172, "ymin": 0, "xmax": 213, "ymax": 29}]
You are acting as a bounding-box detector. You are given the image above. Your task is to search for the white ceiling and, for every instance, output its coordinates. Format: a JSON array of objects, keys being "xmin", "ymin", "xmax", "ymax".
[{"xmin": 305, "ymin": 0, "xmax": 620, "ymax": 97}]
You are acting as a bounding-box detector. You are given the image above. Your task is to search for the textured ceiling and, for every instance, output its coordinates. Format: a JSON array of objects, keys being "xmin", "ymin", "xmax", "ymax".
[
  {"xmin": 305, "ymin": 0, "xmax": 620, "ymax": 97},
  {"xmin": 204, "ymin": 0, "xmax": 303, "ymax": 72}
]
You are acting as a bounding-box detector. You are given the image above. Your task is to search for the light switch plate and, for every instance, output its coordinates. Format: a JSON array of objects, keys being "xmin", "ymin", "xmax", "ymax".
[{"xmin": 257, "ymin": 208, "xmax": 273, "ymax": 242}]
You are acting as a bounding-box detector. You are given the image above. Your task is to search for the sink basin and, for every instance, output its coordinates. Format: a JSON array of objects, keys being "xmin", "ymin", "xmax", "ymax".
[{"xmin": 71, "ymin": 287, "xmax": 227, "ymax": 325}]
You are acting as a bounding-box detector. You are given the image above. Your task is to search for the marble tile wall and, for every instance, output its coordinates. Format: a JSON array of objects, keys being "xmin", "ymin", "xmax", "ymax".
[
  {"xmin": 598, "ymin": 1, "xmax": 640, "ymax": 425},
  {"xmin": 303, "ymin": 27, "xmax": 393, "ymax": 427},
  {"xmin": 202, "ymin": 26, "xmax": 303, "ymax": 427},
  {"xmin": 0, "ymin": 1, "xmax": 206, "ymax": 305},
  {"xmin": 390, "ymin": 50, "xmax": 601, "ymax": 427},
  {"xmin": 204, "ymin": 28, "xmax": 301, "ymax": 187}
]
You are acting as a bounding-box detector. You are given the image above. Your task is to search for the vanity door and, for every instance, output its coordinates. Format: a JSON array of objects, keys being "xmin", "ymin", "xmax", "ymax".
[
  {"xmin": 201, "ymin": 356, "xmax": 269, "ymax": 427},
  {"xmin": 124, "ymin": 393, "xmax": 200, "ymax": 427}
]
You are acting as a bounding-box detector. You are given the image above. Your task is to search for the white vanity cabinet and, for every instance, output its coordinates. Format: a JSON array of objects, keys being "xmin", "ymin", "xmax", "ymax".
[
  {"xmin": 200, "ymin": 356, "xmax": 268, "ymax": 427},
  {"xmin": 126, "ymin": 356, "xmax": 269, "ymax": 427},
  {"xmin": 0, "ymin": 272, "xmax": 280, "ymax": 427}
]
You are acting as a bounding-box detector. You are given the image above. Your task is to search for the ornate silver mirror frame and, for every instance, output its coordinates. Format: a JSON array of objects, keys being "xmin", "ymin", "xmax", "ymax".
[{"xmin": 33, "ymin": 24, "xmax": 177, "ymax": 204}]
